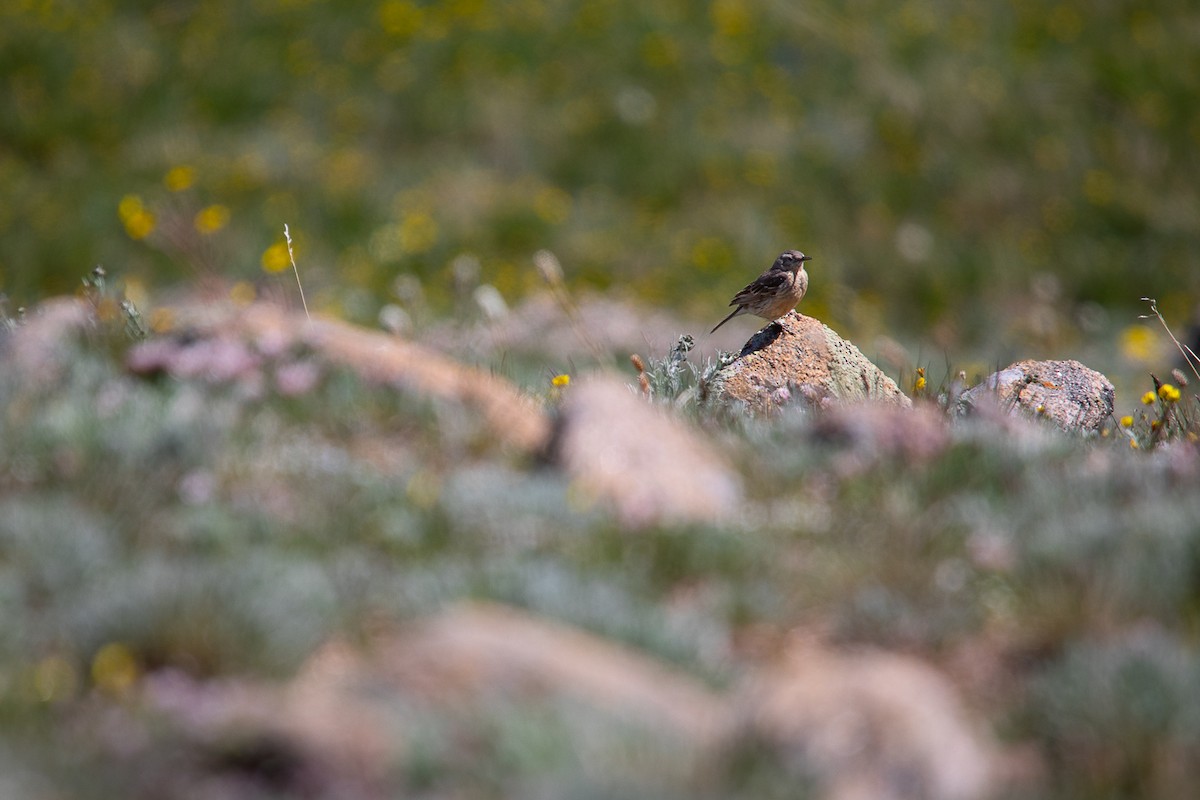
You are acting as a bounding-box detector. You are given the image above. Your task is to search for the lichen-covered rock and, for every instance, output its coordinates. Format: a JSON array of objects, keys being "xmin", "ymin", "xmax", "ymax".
[
  {"xmin": 957, "ymin": 359, "xmax": 1114, "ymax": 433},
  {"xmin": 702, "ymin": 312, "xmax": 910, "ymax": 413}
]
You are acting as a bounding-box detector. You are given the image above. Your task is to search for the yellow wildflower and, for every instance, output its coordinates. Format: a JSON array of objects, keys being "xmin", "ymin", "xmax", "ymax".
[
  {"xmin": 164, "ymin": 165, "xmax": 196, "ymax": 192},
  {"xmin": 124, "ymin": 211, "xmax": 155, "ymax": 239},
  {"xmin": 118, "ymin": 195, "xmax": 156, "ymax": 240},
  {"xmin": 149, "ymin": 307, "xmax": 175, "ymax": 333},
  {"xmin": 398, "ymin": 210, "xmax": 438, "ymax": 254},
  {"xmin": 379, "ymin": 0, "xmax": 424, "ymax": 37},
  {"xmin": 91, "ymin": 643, "xmax": 139, "ymax": 695},
  {"xmin": 552, "ymin": 374, "xmax": 570, "ymax": 388},
  {"xmin": 1119, "ymin": 415, "xmax": 1133, "ymax": 428},
  {"xmin": 229, "ymin": 281, "xmax": 256, "ymax": 306},
  {"xmin": 194, "ymin": 204, "xmax": 230, "ymax": 234},
  {"xmin": 1158, "ymin": 383, "xmax": 1181, "ymax": 403},
  {"xmin": 1142, "ymin": 391, "xmax": 1157, "ymax": 405},
  {"xmin": 261, "ymin": 241, "xmax": 291, "ymax": 273},
  {"xmin": 117, "ymin": 194, "xmax": 142, "ymax": 221},
  {"xmin": 1119, "ymin": 325, "xmax": 1162, "ymax": 364}
]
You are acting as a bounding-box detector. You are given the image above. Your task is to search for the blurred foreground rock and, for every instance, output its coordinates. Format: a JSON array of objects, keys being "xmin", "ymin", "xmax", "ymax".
[
  {"xmin": 129, "ymin": 300, "xmax": 740, "ymax": 528},
  {"xmin": 736, "ymin": 638, "xmax": 993, "ymax": 800},
  {"xmin": 812, "ymin": 402, "xmax": 952, "ymax": 473},
  {"xmin": 336, "ymin": 602, "xmax": 729, "ymax": 743},
  {"xmin": 703, "ymin": 312, "xmax": 911, "ymax": 413},
  {"xmin": 140, "ymin": 603, "xmax": 997, "ymax": 800},
  {"xmin": 549, "ymin": 374, "xmax": 742, "ymax": 527},
  {"xmin": 957, "ymin": 359, "xmax": 1114, "ymax": 433},
  {"xmin": 0, "ymin": 296, "xmax": 94, "ymax": 388},
  {"xmin": 140, "ymin": 603, "xmax": 728, "ymax": 794},
  {"xmin": 128, "ymin": 300, "xmax": 551, "ymax": 452},
  {"xmin": 9, "ymin": 296, "xmax": 740, "ymax": 530}
]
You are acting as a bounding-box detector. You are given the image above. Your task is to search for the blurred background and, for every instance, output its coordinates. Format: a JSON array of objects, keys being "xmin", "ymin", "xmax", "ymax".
[
  {"xmin": 5, "ymin": 5, "xmax": 1200, "ymax": 796},
  {"xmin": 3, "ymin": 0, "xmax": 1198, "ymax": 387}
]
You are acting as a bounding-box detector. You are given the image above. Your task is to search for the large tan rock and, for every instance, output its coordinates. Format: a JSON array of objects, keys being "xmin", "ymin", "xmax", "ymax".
[
  {"xmin": 957, "ymin": 359, "xmax": 1114, "ymax": 433},
  {"xmin": 702, "ymin": 312, "xmax": 910, "ymax": 413},
  {"xmin": 128, "ymin": 299, "xmax": 551, "ymax": 453},
  {"xmin": 142, "ymin": 603, "xmax": 730, "ymax": 787},
  {"xmin": 353, "ymin": 602, "xmax": 729, "ymax": 743},
  {"xmin": 811, "ymin": 401, "xmax": 952, "ymax": 473},
  {"xmin": 139, "ymin": 604, "xmax": 1003, "ymax": 799},
  {"xmin": 549, "ymin": 373, "xmax": 742, "ymax": 528},
  {"xmin": 735, "ymin": 638, "xmax": 993, "ymax": 800}
]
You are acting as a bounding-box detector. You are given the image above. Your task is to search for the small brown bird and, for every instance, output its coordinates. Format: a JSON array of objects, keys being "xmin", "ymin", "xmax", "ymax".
[{"xmin": 710, "ymin": 250, "xmax": 812, "ymax": 333}]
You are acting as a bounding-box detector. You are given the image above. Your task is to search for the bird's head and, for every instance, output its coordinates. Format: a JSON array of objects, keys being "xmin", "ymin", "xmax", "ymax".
[{"xmin": 775, "ymin": 250, "xmax": 812, "ymax": 272}]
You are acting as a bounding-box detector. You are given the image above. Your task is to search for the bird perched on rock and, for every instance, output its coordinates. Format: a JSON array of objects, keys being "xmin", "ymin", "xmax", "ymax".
[{"xmin": 711, "ymin": 250, "xmax": 812, "ymax": 333}]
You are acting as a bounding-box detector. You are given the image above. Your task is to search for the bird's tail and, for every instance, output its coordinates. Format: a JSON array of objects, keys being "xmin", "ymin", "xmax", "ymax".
[{"xmin": 710, "ymin": 307, "xmax": 741, "ymax": 334}]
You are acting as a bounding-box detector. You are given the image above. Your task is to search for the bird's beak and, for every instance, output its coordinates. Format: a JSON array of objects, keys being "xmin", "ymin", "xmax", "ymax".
[{"xmin": 801, "ymin": 255, "xmax": 812, "ymax": 262}]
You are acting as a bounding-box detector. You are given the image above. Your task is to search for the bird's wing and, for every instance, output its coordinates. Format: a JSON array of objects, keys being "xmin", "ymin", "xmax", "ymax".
[{"xmin": 729, "ymin": 271, "xmax": 789, "ymax": 306}]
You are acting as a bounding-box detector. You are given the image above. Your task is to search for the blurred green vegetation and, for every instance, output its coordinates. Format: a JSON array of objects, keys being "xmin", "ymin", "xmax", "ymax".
[{"xmin": 3, "ymin": 0, "xmax": 1200, "ymax": 353}]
